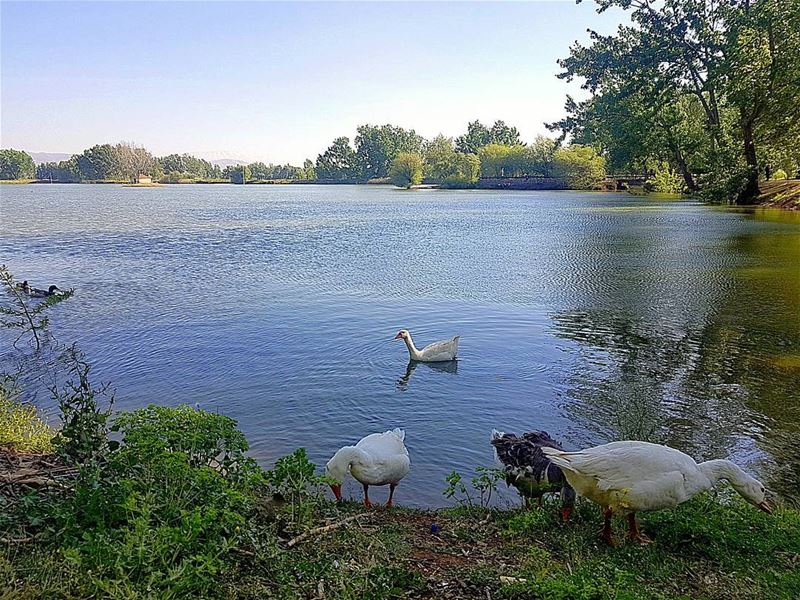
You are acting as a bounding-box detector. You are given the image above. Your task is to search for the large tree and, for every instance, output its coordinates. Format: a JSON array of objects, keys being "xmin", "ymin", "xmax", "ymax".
[
  {"xmin": 354, "ymin": 124, "xmax": 423, "ymax": 179},
  {"xmin": 0, "ymin": 149, "xmax": 35, "ymax": 180},
  {"xmin": 315, "ymin": 137, "xmax": 360, "ymax": 180},
  {"xmin": 553, "ymin": 0, "xmax": 800, "ymax": 203}
]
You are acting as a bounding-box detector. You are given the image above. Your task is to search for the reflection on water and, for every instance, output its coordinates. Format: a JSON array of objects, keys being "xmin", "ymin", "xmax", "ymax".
[
  {"xmin": 396, "ymin": 360, "xmax": 458, "ymax": 391},
  {"xmin": 1, "ymin": 185, "xmax": 798, "ymax": 506}
]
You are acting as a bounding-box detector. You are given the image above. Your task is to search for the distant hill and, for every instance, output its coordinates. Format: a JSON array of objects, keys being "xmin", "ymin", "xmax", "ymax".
[
  {"xmin": 28, "ymin": 152, "xmax": 73, "ymax": 164},
  {"xmin": 211, "ymin": 158, "xmax": 247, "ymax": 168}
]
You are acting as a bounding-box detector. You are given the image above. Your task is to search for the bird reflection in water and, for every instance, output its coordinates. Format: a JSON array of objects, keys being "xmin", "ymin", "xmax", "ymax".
[{"xmin": 396, "ymin": 359, "xmax": 458, "ymax": 390}]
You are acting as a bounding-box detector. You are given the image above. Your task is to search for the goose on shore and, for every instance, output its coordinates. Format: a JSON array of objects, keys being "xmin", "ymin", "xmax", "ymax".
[
  {"xmin": 394, "ymin": 329, "xmax": 459, "ymax": 362},
  {"xmin": 491, "ymin": 430, "xmax": 575, "ymax": 520},
  {"xmin": 326, "ymin": 429, "xmax": 410, "ymax": 508},
  {"xmin": 542, "ymin": 441, "xmax": 772, "ymax": 544}
]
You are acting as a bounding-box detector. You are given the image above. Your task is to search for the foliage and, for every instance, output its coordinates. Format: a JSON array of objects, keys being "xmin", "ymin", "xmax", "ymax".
[
  {"xmin": 264, "ymin": 448, "xmax": 331, "ymax": 527},
  {"xmin": 355, "ymin": 124, "xmax": 423, "ymax": 179},
  {"xmin": 443, "ymin": 467, "xmax": 503, "ymax": 510},
  {"xmin": 645, "ymin": 162, "xmax": 685, "ymax": 194},
  {"xmin": 455, "ymin": 119, "xmax": 521, "ymax": 154},
  {"xmin": 113, "ymin": 403, "xmax": 256, "ymax": 481},
  {"xmin": 0, "ymin": 264, "xmax": 74, "ymax": 350},
  {"xmin": 772, "ymin": 168, "xmax": 787, "ymax": 180},
  {"xmin": 389, "ymin": 152, "xmax": 424, "ymax": 188},
  {"xmin": 0, "ymin": 148, "xmax": 35, "ymax": 180},
  {"xmin": 4, "ymin": 405, "xmax": 260, "ymax": 598},
  {"xmin": 158, "ymin": 153, "xmax": 221, "ymax": 180},
  {"xmin": 0, "ymin": 383, "xmax": 54, "ymax": 453},
  {"xmin": 51, "ymin": 346, "xmax": 114, "ymax": 464},
  {"xmin": 316, "ymin": 136, "xmax": 361, "ymax": 180},
  {"xmin": 553, "ymin": 144, "xmax": 606, "ymax": 189},
  {"xmin": 552, "ymin": 0, "xmax": 800, "ymax": 204}
]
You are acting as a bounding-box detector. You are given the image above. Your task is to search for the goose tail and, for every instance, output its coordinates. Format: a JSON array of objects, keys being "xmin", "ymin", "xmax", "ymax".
[
  {"xmin": 390, "ymin": 428, "xmax": 405, "ymax": 442},
  {"xmin": 541, "ymin": 447, "xmax": 574, "ymax": 471}
]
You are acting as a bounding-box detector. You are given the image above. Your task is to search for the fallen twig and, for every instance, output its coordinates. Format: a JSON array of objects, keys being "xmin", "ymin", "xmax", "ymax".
[{"xmin": 287, "ymin": 513, "xmax": 370, "ymax": 548}]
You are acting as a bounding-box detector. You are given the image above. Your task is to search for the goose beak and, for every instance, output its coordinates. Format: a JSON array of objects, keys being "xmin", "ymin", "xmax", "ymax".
[
  {"xmin": 330, "ymin": 484, "xmax": 342, "ymax": 502},
  {"xmin": 394, "ymin": 333, "xmax": 403, "ymax": 340},
  {"xmin": 757, "ymin": 500, "xmax": 773, "ymax": 514}
]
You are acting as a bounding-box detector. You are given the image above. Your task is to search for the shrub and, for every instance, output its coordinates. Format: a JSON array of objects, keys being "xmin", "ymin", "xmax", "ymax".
[
  {"xmin": 443, "ymin": 467, "xmax": 503, "ymax": 510},
  {"xmin": 645, "ymin": 162, "xmax": 685, "ymax": 194},
  {"xmin": 389, "ymin": 152, "xmax": 423, "ymax": 188},
  {"xmin": 52, "ymin": 347, "xmax": 114, "ymax": 464},
  {"xmin": 773, "ymin": 168, "xmax": 787, "ymax": 180},
  {"xmin": 264, "ymin": 448, "xmax": 331, "ymax": 528},
  {"xmin": 553, "ymin": 145, "xmax": 606, "ymax": 189}
]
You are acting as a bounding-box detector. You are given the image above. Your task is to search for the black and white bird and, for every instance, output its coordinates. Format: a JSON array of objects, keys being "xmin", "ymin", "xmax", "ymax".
[{"xmin": 490, "ymin": 429, "xmax": 575, "ymax": 520}]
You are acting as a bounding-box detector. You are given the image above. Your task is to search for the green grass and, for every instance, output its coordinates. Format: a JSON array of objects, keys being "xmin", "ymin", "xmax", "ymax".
[{"xmin": 0, "ymin": 391, "xmax": 54, "ymax": 453}]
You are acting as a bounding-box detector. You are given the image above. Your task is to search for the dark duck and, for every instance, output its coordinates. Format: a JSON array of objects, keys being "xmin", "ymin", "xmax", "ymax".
[{"xmin": 490, "ymin": 429, "xmax": 575, "ymax": 520}]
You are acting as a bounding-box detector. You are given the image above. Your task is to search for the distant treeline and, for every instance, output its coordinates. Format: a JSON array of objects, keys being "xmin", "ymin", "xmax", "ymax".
[{"xmin": 1, "ymin": 120, "xmax": 608, "ymax": 190}]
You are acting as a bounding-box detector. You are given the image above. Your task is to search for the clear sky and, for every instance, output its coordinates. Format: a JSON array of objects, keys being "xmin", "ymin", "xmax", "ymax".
[{"xmin": 1, "ymin": 1, "xmax": 625, "ymax": 164}]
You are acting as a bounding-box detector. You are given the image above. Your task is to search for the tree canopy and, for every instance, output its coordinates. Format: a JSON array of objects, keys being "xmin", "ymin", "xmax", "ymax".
[
  {"xmin": 0, "ymin": 149, "xmax": 35, "ymax": 180},
  {"xmin": 550, "ymin": 0, "xmax": 800, "ymax": 203}
]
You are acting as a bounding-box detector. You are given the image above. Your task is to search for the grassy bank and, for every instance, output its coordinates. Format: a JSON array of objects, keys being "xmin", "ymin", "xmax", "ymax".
[{"xmin": 1, "ymin": 402, "xmax": 798, "ymax": 600}]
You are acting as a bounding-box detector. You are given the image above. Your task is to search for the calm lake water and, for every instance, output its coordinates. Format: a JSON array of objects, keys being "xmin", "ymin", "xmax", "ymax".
[{"xmin": 2, "ymin": 184, "xmax": 799, "ymax": 507}]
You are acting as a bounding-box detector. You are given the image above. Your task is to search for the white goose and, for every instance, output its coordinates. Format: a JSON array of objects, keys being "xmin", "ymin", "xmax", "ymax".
[
  {"xmin": 542, "ymin": 441, "xmax": 772, "ymax": 544},
  {"xmin": 394, "ymin": 329, "xmax": 459, "ymax": 362},
  {"xmin": 325, "ymin": 429, "xmax": 411, "ymax": 508}
]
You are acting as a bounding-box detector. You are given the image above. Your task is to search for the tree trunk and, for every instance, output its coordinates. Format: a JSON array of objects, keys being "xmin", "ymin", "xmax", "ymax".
[
  {"xmin": 674, "ymin": 149, "xmax": 697, "ymax": 193},
  {"xmin": 737, "ymin": 117, "xmax": 760, "ymax": 204}
]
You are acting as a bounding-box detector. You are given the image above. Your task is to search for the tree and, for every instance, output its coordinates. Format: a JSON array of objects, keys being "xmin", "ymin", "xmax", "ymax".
[
  {"xmin": 355, "ymin": 124, "xmax": 423, "ymax": 179},
  {"xmin": 115, "ymin": 142, "xmax": 156, "ymax": 181},
  {"xmin": 528, "ymin": 136, "xmax": 558, "ymax": 177},
  {"xmin": 489, "ymin": 120, "xmax": 521, "ymax": 146},
  {"xmin": 455, "ymin": 121, "xmax": 492, "ymax": 154},
  {"xmin": 36, "ymin": 157, "xmax": 81, "ymax": 182},
  {"xmin": 553, "ymin": 0, "xmax": 800, "ymax": 203},
  {"xmin": 316, "ymin": 137, "xmax": 360, "ymax": 180},
  {"xmin": 423, "ymin": 135, "xmax": 458, "ymax": 181},
  {"xmin": 0, "ymin": 149, "xmax": 35, "ymax": 180},
  {"xmin": 77, "ymin": 144, "xmax": 121, "ymax": 181},
  {"xmin": 554, "ymin": 145, "xmax": 606, "ymax": 189},
  {"xmin": 299, "ymin": 159, "xmax": 316, "ymax": 180},
  {"xmin": 441, "ymin": 153, "xmax": 481, "ymax": 188},
  {"xmin": 228, "ymin": 165, "xmax": 251, "ymax": 184},
  {"xmin": 389, "ymin": 153, "xmax": 423, "ymax": 188}
]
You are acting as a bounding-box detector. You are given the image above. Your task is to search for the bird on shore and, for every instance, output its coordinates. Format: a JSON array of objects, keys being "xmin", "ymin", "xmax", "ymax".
[
  {"xmin": 394, "ymin": 329, "xmax": 459, "ymax": 362},
  {"xmin": 542, "ymin": 441, "xmax": 772, "ymax": 545},
  {"xmin": 490, "ymin": 429, "xmax": 575, "ymax": 520},
  {"xmin": 326, "ymin": 428, "xmax": 410, "ymax": 508}
]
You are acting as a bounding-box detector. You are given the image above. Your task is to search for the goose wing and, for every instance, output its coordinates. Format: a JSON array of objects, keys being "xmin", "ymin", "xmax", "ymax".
[
  {"xmin": 542, "ymin": 441, "xmax": 696, "ymax": 493},
  {"xmin": 418, "ymin": 336, "xmax": 459, "ymax": 361}
]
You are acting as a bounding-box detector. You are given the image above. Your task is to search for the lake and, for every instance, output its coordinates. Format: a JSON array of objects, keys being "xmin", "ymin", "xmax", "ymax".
[{"xmin": 2, "ymin": 184, "xmax": 799, "ymax": 507}]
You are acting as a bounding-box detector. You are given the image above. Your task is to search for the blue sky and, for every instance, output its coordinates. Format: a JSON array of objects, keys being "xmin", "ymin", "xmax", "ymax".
[{"xmin": 1, "ymin": 1, "xmax": 625, "ymax": 164}]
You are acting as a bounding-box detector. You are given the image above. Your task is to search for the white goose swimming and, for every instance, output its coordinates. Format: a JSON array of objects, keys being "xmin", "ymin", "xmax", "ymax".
[
  {"xmin": 542, "ymin": 441, "xmax": 772, "ymax": 544},
  {"xmin": 326, "ymin": 429, "xmax": 411, "ymax": 508},
  {"xmin": 394, "ymin": 329, "xmax": 459, "ymax": 362}
]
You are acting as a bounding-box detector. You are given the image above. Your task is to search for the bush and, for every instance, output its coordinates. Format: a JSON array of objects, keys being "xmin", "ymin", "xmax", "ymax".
[
  {"xmin": 773, "ymin": 168, "xmax": 788, "ymax": 180},
  {"xmin": 7, "ymin": 405, "xmax": 263, "ymax": 598},
  {"xmin": 553, "ymin": 145, "xmax": 606, "ymax": 189},
  {"xmin": 645, "ymin": 162, "xmax": 685, "ymax": 194},
  {"xmin": 389, "ymin": 152, "xmax": 423, "ymax": 188}
]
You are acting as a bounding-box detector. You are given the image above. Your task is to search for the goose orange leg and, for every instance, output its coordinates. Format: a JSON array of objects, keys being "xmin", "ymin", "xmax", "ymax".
[
  {"xmin": 363, "ymin": 484, "xmax": 372, "ymax": 508},
  {"xmin": 627, "ymin": 513, "xmax": 651, "ymax": 544},
  {"xmin": 601, "ymin": 506, "xmax": 614, "ymax": 546},
  {"xmin": 386, "ymin": 483, "xmax": 397, "ymax": 509}
]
